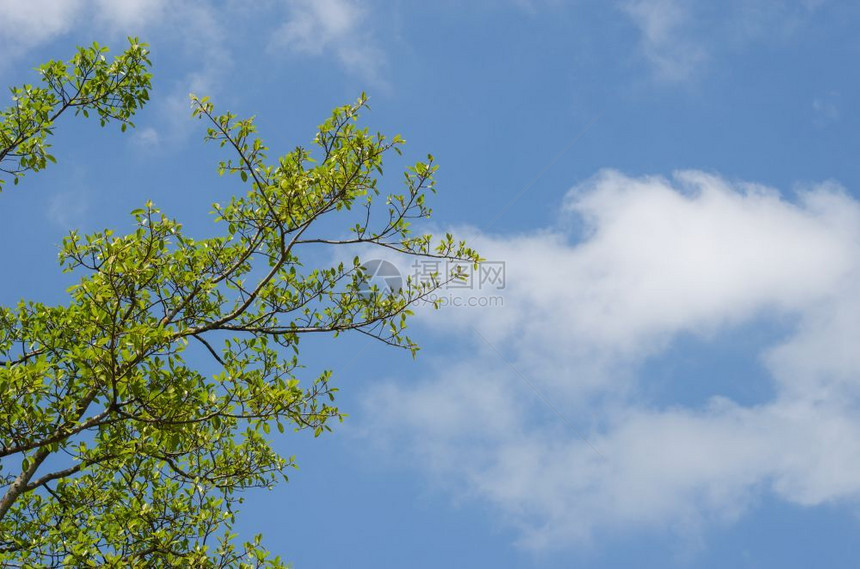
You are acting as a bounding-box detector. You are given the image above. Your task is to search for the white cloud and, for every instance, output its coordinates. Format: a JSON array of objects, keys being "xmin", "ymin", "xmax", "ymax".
[
  {"xmin": 0, "ymin": 0, "xmax": 237, "ymax": 148},
  {"xmin": 621, "ymin": 0, "xmax": 705, "ymax": 81},
  {"xmin": 91, "ymin": 0, "xmax": 168, "ymax": 30},
  {"xmin": 0, "ymin": 0, "xmax": 168, "ymax": 59},
  {"xmin": 620, "ymin": 0, "xmax": 830, "ymax": 81},
  {"xmin": 133, "ymin": 126, "xmax": 161, "ymax": 149},
  {"xmin": 813, "ymin": 91, "xmax": 841, "ymax": 126},
  {"xmin": 271, "ymin": 0, "xmax": 386, "ymax": 84},
  {"xmin": 0, "ymin": 0, "xmax": 86, "ymax": 60},
  {"xmin": 145, "ymin": 1, "xmax": 234, "ymax": 146},
  {"xmin": 361, "ymin": 170, "xmax": 860, "ymax": 549},
  {"xmin": 46, "ymin": 189, "xmax": 89, "ymax": 228}
]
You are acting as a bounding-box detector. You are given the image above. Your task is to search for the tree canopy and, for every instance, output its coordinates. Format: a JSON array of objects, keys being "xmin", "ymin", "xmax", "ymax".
[{"xmin": 0, "ymin": 40, "xmax": 478, "ymax": 567}]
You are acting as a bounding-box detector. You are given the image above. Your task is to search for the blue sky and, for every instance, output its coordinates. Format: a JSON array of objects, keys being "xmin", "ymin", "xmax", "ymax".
[{"xmin": 2, "ymin": 0, "xmax": 860, "ymax": 566}]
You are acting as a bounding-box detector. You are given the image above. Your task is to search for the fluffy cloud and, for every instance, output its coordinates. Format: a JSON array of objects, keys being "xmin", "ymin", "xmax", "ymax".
[{"xmin": 361, "ymin": 170, "xmax": 860, "ymax": 548}]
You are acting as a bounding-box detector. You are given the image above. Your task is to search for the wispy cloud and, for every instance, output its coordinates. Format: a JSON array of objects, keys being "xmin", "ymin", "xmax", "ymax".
[
  {"xmin": 0, "ymin": 0, "xmax": 168, "ymax": 60},
  {"xmin": 361, "ymin": 170, "xmax": 860, "ymax": 549},
  {"xmin": 92, "ymin": 0, "xmax": 169, "ymax": 30},
  {"xmin": 0, "ymin": 0, "xmax": 86, "ymax": 62},
  {"xmin": 46, "ymin": 190, "xmax": 89, "ymax": 228},
  {"xmin": 144, "ymin": 1, "xmax": 234, "ymax": 147},
  {"xmin": 0, "ymin": 0, "xmax": 233, "ymax": 147},
  {"xmin": 620, "ymin": 0, "xmax": 831, "ymax": 81},
  {"xmin": 813, "ymin": 91, "xmax": 841, "ymax": 127},
  {"xmin": 271, "ymin": 0, "xmax": 386, "ymax": 85},
  {"xmin": 621, "ymin": 0, "xmax": 705, "ymax": 81},
  {"xmin": 2, "ymin": 0, "xmax": 385, "ymax": 143}
]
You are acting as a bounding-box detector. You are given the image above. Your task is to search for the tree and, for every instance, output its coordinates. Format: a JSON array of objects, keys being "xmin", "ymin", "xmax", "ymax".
[
  {"xmin": 0, "ymin": 39, "xmax": 151, "ymax": 190},
  {"xmin": 0, "ymin": 42, "xmax": 479, "ymax": 566}
]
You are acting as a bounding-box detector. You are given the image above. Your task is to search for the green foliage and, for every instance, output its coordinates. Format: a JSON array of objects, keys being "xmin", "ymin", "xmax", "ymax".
[
  {"xmin": 0, "ymin": 38, "xmax": 152, "ymax": 190},
  {"xmin": 0, "ymin": 45, "xmax": 479, "ymax": 566}
]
